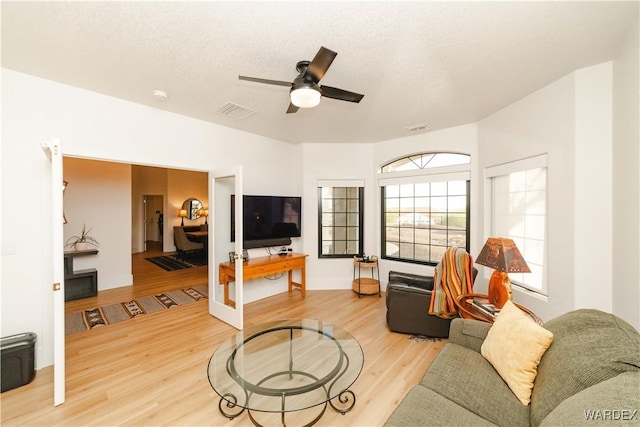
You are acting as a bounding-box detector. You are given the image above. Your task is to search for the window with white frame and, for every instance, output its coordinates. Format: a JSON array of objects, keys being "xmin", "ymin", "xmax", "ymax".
[
  {"xmin": 486, "ymin": 155, "xmax": 548, "ymax": 295},
  {"xmin": 379, "ymin": 153, "xmax": 471, "ymax": 265}
]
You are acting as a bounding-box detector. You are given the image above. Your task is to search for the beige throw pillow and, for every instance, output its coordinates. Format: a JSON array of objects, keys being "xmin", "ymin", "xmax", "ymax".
[{"xmin": 481, "ymin": 300, "xmax": 553, "ymax": 405}]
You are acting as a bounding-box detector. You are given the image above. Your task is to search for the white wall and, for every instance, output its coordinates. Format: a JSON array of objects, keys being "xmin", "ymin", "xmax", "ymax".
[
  {"xmin": 612, "ymin": 20, "xmax": 640, "ymax": 329},
  {"xmin": 574, "ymin": 63, "xmax": 613, "ymax": 310},
  {"xmin": 1, "ymin": 69, "xmax": 301, "ymax": 368},
  {"xmin": 476, "ymin": 61, "xmax": 635, "ymax": 324},
  {"xmin": 63, "ymin": 157, "xmax": 133, "ymax": 291},
  {"xmin": 478, "ymin": 71, "xmax": 577, "ymax": 322},
  {"xmin": 301, "ymin": 142, "xmax": 377, "ymax": 290}
]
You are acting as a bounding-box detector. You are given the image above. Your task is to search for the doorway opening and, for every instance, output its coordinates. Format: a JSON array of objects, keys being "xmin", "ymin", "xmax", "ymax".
[{"xmin": 143, "ymin": 195, "xmax": 163, "ymax": 252}]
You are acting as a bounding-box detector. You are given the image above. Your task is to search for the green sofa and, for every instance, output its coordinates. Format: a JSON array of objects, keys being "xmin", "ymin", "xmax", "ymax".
[{"xmin": 385, "ymin": 309, "xmax": 640, "ymax": 426}]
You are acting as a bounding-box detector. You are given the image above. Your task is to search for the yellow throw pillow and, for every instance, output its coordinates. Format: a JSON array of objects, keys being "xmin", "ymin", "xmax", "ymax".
[{"xmin": 480, "ymin": 300, "xmax": 553, "ymax": 405}]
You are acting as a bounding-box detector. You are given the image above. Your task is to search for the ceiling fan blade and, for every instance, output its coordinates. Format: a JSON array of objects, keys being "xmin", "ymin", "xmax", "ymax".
[
  {"xmin": 320, "ymin": 85, "xmax": 365, "ymax": 103},
  {"xmin": 286, "ymin": 103, "xmax": 299, "ymax": 114},
  {"xmin": 305, "ymin": 47, "xmax": 337, "ymax": 82},
  {"xmin": 238, "ymin": 75, "xmax": 292, "ymax": 87}
]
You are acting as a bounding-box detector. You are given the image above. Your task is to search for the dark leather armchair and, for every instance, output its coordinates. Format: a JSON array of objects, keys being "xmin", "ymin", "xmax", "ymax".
[{"xmin": 386, "ymin": 268, "xmax": 477, "ymax": 338}]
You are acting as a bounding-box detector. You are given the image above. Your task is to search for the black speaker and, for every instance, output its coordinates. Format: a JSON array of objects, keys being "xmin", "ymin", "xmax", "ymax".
[{"xmin": 243, "ymin": 237, "xmax": 292, "ymax": 249}]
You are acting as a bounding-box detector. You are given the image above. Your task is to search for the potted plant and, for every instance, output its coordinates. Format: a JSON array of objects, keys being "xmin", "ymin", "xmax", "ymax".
[{"xmin": 65, "ymin": 224, "xmax": 99, "ymax": 251}]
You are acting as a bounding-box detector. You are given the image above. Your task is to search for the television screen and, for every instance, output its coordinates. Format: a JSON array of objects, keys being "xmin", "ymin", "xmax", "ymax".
[{"xmin": 231, "ymin": 195, "xmax": 301, "ymax": 243}]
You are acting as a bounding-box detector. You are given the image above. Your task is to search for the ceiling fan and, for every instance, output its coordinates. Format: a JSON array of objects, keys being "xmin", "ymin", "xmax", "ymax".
[{"xmin": 239, "ymin": 46, "xmax": 364, "ymax": 114}]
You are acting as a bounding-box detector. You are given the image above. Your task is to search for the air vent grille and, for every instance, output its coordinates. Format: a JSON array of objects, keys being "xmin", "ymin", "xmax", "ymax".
[
  {"xmin": 215, "ymin": 102, "xmax": 256, "ymax": 120},
  {"xmin": 405, "ymin": 123, "xmax": 430, "ymax": 132}
]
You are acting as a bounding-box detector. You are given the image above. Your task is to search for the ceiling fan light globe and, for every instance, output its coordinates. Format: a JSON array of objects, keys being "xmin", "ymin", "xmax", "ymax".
[{"xmin": 290, "ymin": 87, "xmax": 321, "ymax": 108}]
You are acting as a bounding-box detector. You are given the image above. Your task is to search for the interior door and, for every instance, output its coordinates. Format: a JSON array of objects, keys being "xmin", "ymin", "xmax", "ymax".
[
  {"xmin": 41, "ymin": 139, "xmax": 65, "ymax": 405},
  {"xmin": 143, "ymin": 195, "xmax": 162, "ymax": 249},
  {"xmin": 209, "ymin": 165, "xmax": 243, "ymax": 330}
]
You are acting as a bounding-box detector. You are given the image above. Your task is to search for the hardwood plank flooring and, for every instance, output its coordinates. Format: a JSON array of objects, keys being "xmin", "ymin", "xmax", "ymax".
[{"xmin": 1, "ymin": 250, "xmax": 446, "ymax": 426}]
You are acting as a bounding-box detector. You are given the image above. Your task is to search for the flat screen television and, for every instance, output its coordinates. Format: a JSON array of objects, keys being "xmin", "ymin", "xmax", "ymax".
[{"xmin": 231, "ymin": 195, "xmax": 301, "ymax": 247}]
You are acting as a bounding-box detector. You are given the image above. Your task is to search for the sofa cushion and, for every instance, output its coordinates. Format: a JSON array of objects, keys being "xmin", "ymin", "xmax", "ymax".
[
  {"xmin": 531, "ymin": 309, "xmax": 640, "ymax": 427},
  {"xmin": 421, "ymin": 343, "xmax": 530, "ymax": 426},
  {"xmin": 448, "ymin": 318, "xmax": 492, "ymax": 353},
  {"xmin": 384, "ymin": 384, "xmax": 497, "ymax": 427},
  {"xmin": 481, "ymin": 300, "xmax": 554, "ymax": 405},
  {"xmin": 539, "ymin": 372, "xmax": 640, "ymax": 426}
]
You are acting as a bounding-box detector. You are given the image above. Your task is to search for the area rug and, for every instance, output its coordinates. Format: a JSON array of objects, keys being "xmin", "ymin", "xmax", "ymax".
[
  {"xmin": 65, "ymin": 284, "xmax": 208, "ymax": 335},
  {"xmin": 409, "ymin": 335, "xmax": 445, "ymax": 343},
  {"xmin": 145, "ymin": 255, "xmax": 207, "ymax": 271}
]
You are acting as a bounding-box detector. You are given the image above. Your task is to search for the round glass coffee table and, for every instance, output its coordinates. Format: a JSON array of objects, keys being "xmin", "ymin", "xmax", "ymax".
[{"xmin": 207, "ymin": 319, "xmax": 364, "ymax": 427}]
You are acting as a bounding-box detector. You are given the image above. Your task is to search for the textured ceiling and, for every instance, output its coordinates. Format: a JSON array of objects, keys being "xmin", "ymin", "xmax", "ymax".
[{"xmin": 2, "ymin": 1, "xmax": 637, "ymax": 144}]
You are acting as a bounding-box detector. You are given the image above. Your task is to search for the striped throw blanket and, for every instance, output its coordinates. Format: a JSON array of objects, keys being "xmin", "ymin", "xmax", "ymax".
[{"xmin": 428, "ymin": 247, "xmax": 474, "ymax": 319}]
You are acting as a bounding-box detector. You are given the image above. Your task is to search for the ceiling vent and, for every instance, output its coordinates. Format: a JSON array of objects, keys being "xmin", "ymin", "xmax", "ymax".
[
  {"xmin": 215, "ymin": 102, "xmax": 256, "ymax": 120},
  {"xmin": 405, "ymin": 123, "xmax": 430, "ymax": 133}
]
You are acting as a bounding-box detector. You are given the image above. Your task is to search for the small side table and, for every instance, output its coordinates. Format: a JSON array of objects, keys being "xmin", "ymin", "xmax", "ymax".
[
  {"xmin": 352, "ymin": 256, "xmax": 380, "ymax": 298},
  {"xmin": 64, "ymin": 249, "xmax": 99, "ymax": 301},
  {"xmin": 456, "ymin": 293, "xmax": 543, "ymax": 325}
]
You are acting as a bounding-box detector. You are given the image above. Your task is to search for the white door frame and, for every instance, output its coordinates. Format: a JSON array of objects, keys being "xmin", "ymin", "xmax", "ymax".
[
  {"xmin": 41, "ymin": 139, "xmax": 65, "ymax": 406},
  {"xmin": 209, "ymin": 165, "xmax": 244, "ymax": 330},
  {"xmin": 142, "ymin": 194, "xmax": 163, "ymax": 251}
]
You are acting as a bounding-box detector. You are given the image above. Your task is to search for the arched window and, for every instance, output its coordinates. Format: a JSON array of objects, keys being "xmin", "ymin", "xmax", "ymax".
[
  {"xmin": 379, "ymin": 152, "xmax": 471, "ymax": 265},
  {"xmin": 380, "ymin": 152, "xmax": 470, "ymax": 173}
]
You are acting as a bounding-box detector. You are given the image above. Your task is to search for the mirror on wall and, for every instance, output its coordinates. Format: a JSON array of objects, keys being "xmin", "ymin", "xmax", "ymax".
[{"xmin": 182, "ymin": 198, "xmax": 203, "ymax": 220}]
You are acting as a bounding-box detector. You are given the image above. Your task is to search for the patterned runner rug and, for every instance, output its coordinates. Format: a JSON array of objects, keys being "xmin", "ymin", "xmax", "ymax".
[
  {"xmin": 145, "ymin": 255, "xmax": 207, "ymax": 271},
  {"xmin": 65, "ymin": 284, "xmax": 208, "ymax": 335}
]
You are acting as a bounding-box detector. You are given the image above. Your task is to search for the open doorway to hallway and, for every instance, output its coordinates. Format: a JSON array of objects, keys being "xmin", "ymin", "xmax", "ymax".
[
  {"xmin": 62, "ymin": 157, "xmax": 210, "ymax": 298},
  {"xmin": 65, "ymin": 167, "xmax": 208, "ymax": 309},
  {"xmin": 143, "ymin": 194, "xmax": 163, "ymax": 252}
]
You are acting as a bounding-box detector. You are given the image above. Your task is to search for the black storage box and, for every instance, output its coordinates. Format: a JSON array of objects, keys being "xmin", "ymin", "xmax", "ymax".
[{"xmin": 1, "ymin": 332, "xmax": 36, "ymax": 392}]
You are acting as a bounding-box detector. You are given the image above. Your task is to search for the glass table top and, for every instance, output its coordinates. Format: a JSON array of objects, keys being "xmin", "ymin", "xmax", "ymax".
[{"xmin": 207, "ymin": 319, "xmax": 364, "ymax": 414}]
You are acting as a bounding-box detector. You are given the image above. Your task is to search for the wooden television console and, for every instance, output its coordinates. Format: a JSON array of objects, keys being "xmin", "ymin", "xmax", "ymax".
[{"xmin": 218, "ymin": 252, "xmax": 308, "ymax": 307}]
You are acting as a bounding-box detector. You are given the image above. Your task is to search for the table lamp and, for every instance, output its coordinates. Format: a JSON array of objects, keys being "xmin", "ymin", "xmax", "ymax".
[
  {"xmin": 202, "ymin": 208, "xmax": 209, "ymax": 225},
  {"xmin": 476, "ymin": 237, "xmax": 530, "ymax": 308},
  {"xmin": 178, "ymin": 209, "xmax": 188, "ymax": 226}
]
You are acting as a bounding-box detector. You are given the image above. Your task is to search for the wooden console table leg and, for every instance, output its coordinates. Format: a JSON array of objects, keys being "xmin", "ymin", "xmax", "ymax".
[
  {"xmin": 287, "ymin": 267, "xmax": 306, "ymax": 297},
  {"xmin": 220, "ymin": 282, "xmax": 236, "ymax": 308}
]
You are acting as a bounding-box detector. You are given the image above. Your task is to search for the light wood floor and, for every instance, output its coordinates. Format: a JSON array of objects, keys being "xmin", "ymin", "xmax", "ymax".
[{"xmin": 1, "ymin": 248, "xmax": 445, "ymax": 426}]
